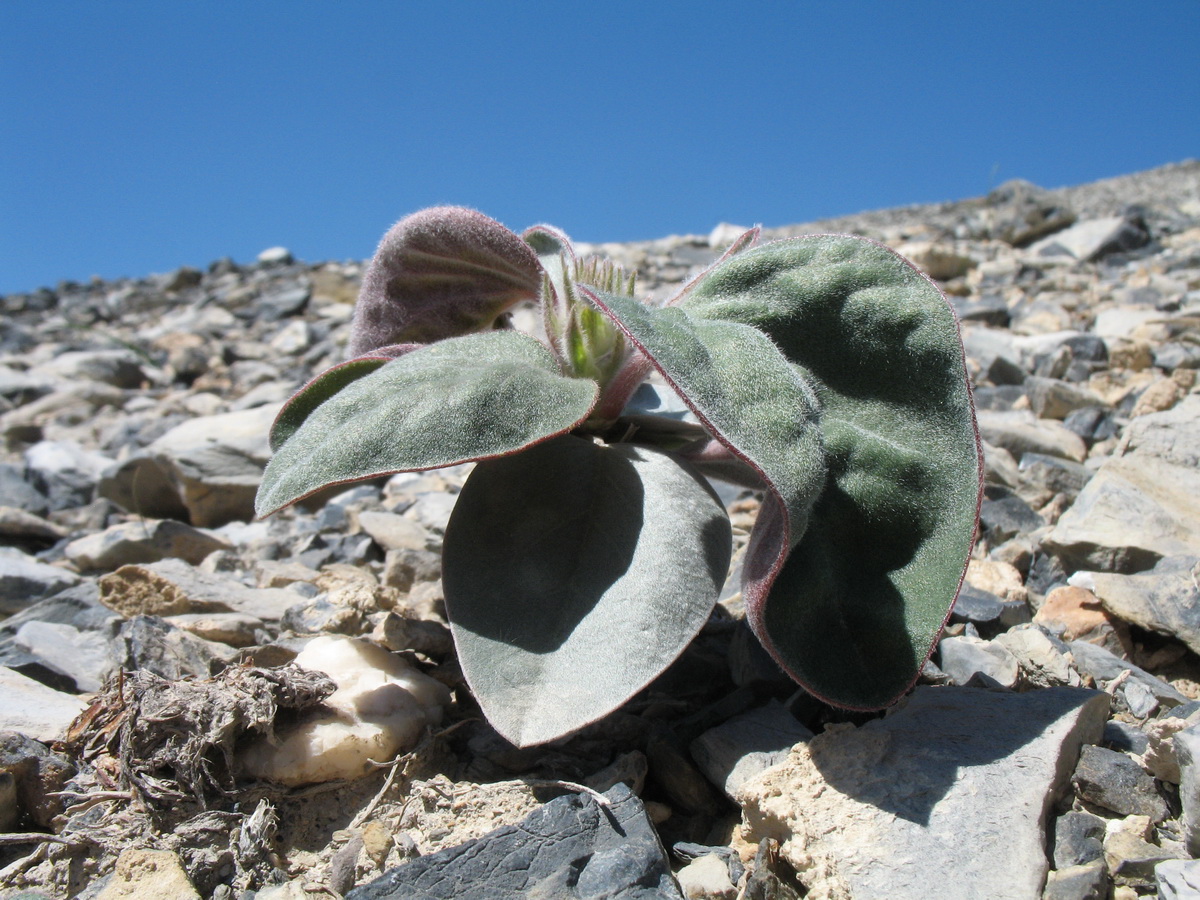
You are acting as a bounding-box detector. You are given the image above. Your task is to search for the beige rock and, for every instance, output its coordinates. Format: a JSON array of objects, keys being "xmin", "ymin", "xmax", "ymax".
[
  {"xmin": 100, "ymin": 558, "xmax": 301, "ymax": 622},
  {"xmin": 256, "ymin": 559, "xmax": 321, "ymax": 588},
  {"xmin": 64, "ymin": 518, "xmax": 232, "ymax": 570},
  {"xmin": 677, "ymin": 853, "xmax": 738, "ymax": 899},
  {"xmin": 96, "ymin": 848, "xmax": 201, "ymax": 900},
  {"xmin": 166, "ymin": 611, "xmax": 263, "ymax": 648},
  {"xmin": 1131, "ymin": 378, "xmax": 1184, "ymax": 417},
  {"xmin": 0, "ymin": 666, "xmax": 89, "ymax": 742},
  {"xmin": 965, "ymin": 558, "xmax": 1028, "ymax": 606},
  {"xmin": 355, "ymin": 509, "xmax": 430, "ymax": 551}
]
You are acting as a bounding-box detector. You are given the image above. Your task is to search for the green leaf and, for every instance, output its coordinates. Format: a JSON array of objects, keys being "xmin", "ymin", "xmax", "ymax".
[
  {"xmin": 581, "ymin": 288, "xmax": 826, "ymax": 553},
  {"xmin": 256, "ymin": 331, "xmax": 598, "ymax": 516},
  {"xmin": 348, "ymin": 207, "xmax": 543, "ymax": 355},
  {"xmin": 681, "ymin": 234, "xmax": 982, "ymax": 709},
  {"xmin": 270, "ymin": 357, "xmax": 390, "ymax": 452},
  {"xmin": 443, "ymin": 435, "xmax": 731, "ymax": 747}
]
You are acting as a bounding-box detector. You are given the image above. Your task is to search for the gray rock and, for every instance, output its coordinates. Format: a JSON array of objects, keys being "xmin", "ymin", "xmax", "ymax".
[
  {"xmin": 1121, "ymin": 394, "xmax": 1200, "ymax": 467},
  {"xmin": 0, "ymin": 549, "xmax": 82, "ymax": 614},
  {"xmin": 1067, "ymin": 640, "xmax": 1188, "ymax": 710},
  {"xmin": 977, "ymin": 179, "xmax": 1076, "ymax": 247},
  {"xmin": 346, "ymin": 784, "xmax": 683, "ymax": 900},
  {"xmin": 356, "ymin": 510, "xmax": 430, "ymax": 552},
  {"xmin": 1028, "ymin": 215, "xmax": 1150, "ymax": 261},
  {"xmin": 950, "ymin": 584, "xmax": 1031, "ymax": 638},
  {"xmin": 23, "ymin": 439, "xmax": 114, "ymax": 510},
  {"xmin": 1042, "ymin": 456, "xmax": 1200, "ymax": 572},
  {"xmin": 1071, "ymin": 744, "xmax": 1169, "ymax": 821},
  {"xmin": 976, "ymin": 410, "xmax": 1088, "ymax": 463},
  {"xmin": 0, "ymin": 666, "xmax": 89, "ymax": 742},
  {"xmin": 1017, "ymin": 454, "xmax": 1092, "ymax": 506},
  {"xmin": 64, "ymin": 518, "xmax": 233, "ymax": 570},
  {"xmin": 0, "ymin": 463, "xmax": 49, "ymax": 515},
  {"xmin": 980, "ymin": 487, "xmax": 1045, "ymax": 544},
  {"xmin": 1081, "ymin": 556, "xmax": 1200, "ymax": 655},
  {"xmin": 117, "ymin": 615, "xmax": 238, "ymax": 680},
  {"xmin": 1155, "ymin": 341, "xmax": 1200, "ymax": 370},
  {"xmin": 1157, "ymin": 858, "xmax": 1200, "ymax": 899},
  {"xmin": 13, "ymin": 620, "xmax": 116, "ymax": 692},
  {"xmin": 938, "ymin": 635, "xmax": 1020, "ymax": 688},
  {"xmin": 737, "ymin": 686, "xmax": 1110, "ymax": 900},
  {"xmin": 1174, "ymin": 724, "xmax": 1200, "ymax": 855},
  {"xmin": 690, "ymin": 700, "xmax": 814, "ymax": 800},
  {"xmin": 1052, "ymin": 809, "xmax": 1107, "ymax": 868},
  {"xmin": 98, "ymin": 403, "xmax": 281, "ymax": 527},
  {"xmin": 100, "ymin": 557, "xmax": 300, "ymax": 623},
  {"xmin": 1041, "ymin": 860, "xmax": 1107, "ymax": 900},
  {"xmin": 0, "ymin": 731, "xmax": 77, "ymax": 827},
  {"xmin": 994, "ymin": 626, "xmax": 1081, "ymax": 688},
  {"xmin": 1024, "ymin": 377, "xmax": 1107, "ymax": 420},
  {"xmin": 31, "ymin": 348, "xmax": 145, "ymax": 388}
]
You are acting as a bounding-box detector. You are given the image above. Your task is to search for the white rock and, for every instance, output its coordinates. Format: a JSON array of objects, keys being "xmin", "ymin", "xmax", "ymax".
[
  {"xmin": 257, "ymin": 246, "xmax": 293, "ymax": 265},
  {"xmin": 0, "ymin": 666, "xmax": 89, "ymax": 742},
  {"xmin": 676, "ymin": 853, "xmax": 737, "ymax": 899},
  {"xmin": 239, "ymin": 635, "xmax": 451, "ymax": 786}
]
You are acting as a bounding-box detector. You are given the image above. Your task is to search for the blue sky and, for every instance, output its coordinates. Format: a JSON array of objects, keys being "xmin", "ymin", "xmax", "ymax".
[{"xmin": 2, "ymin": 2, "xmax": 1197, "ymax": 295}]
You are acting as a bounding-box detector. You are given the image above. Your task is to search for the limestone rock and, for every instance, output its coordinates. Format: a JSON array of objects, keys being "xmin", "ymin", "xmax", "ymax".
[
  {"xmin": 64, "ymin": 517, "xmax": 232, "ymax": 570},
  {"xmin": 0, "ymin": 549, "xmax": 81, "ymax": 614},
  {"xmin": 737, "ymin": 686, "xmax": 1109, "ymax": 900},
  {"xmin": 1082, "ymin": 556, "xmax": 1200, "ymax": 654},
  {"xmin": 99, "ymin": 557, "xmax": 301, "ymax": 622},
  {"xmin": 690, "ymin": 700, "xmax": 814, "ymax": 800}
]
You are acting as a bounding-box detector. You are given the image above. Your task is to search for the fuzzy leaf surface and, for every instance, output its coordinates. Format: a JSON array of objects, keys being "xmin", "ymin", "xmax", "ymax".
[
  {"xmin": 443, "ymin": 435, "xmax": 731, "ymax": 747},
  {"xmin": 680, "ymin": 234, "xmax": 982, "ymax": 709},
  {"xmin": 348, "ymin": 206, "xmax": 543, "ymax": 355},
  {"xmin": 269, "ymin": 357, "xmax": 390, "ymax": 452},
  {"xmin": 582, "ymin": 287, "xmax": 826, "ymax": 555},
  {"xmin": 256, "ymin": 332, "xmax": 598, "ymax": 516}
]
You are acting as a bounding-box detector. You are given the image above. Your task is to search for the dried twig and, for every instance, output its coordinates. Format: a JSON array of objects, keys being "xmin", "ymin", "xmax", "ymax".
[
  {"xmin": 520, "ymin": 779, "xmax": 612, "ymax": 808},
  {"xmin": 0, "ymin": 832, "xmax": 79, "ymax": 846}
]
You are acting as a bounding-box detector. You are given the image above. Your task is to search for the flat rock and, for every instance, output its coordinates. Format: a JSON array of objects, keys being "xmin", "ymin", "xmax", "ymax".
[
  {"xmin": 1028, "ymin": 215, "xmax": 1149, "ymax": 261},
  {"xmin": 355, "ymin": 510, "xmax": 430, "ymax": 551},
  {"xmin": 1157, "ymin": 858, "xmax": 1200, "ymax": 899},
  {"xmin": 737, "ymin": 686, "xmax": 1109, "ymax": 900},
  {"xmin": 95, "ymin": 848, "xmax": 201, "ymax": 900},
  {"xmin": 937, "ymin": 635, "xmax": 1020, "ymax": 688},
  {"xmin": 0, "ymin": 666, "xmax": 89, "ymax": 742},
  {"xmin": 64, "ymin": 518, "xmax": 233, "ymax": 570},
  {"xmin": 98, "ymin": 403, "xmax": 282, "ymax": 526},
  {"xmin": 976, "ymin": 410, "xmax": 1088, "ymax": 463},
  {"xmin": 1082, "ymin": 556, "xmax": 1200, "ymax": 655},
  {"xmin": 690, "ymin": 700, "xmax": 814, "ymax": 800},
  {"xmin": 346, "ymin": 784, "xmax": 683, "ymax": 900},
  {"xmin": 0, "ymin": 549, "xmax": 82, "ymax": 615},
  {"xmin": 1042, "ymin": 456, "xmax": 1200, "ymax": 573},
  {"xmin": 99, "ymin": 557, "xmax": 301, "ymax": 622},
  {"xmin": 1120, "ymin": 394, "xmax": 1200, "ymax": 467},
  {"xmin": 1067, "ymin": 640, "xmax": 1187, "ymax": 710},
  {"xmin": 1041, "ymin": 860, "xmax": 1107, "ymax": 900},
  {"xmin": 13, "ymin": 619, "xmax": 116, "ymax": 691}
]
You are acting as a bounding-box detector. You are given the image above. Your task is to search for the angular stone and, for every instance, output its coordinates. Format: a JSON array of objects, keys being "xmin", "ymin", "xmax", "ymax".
[
  {"xmin": 1067, "ymin": 640, "xmax": 1187, "ymax": 710},
  {"xmin": 675, "ymin": 854, "xmax": 737, "ymax": 900},
  {"xmin": 1042, "ymin": 860, "xmax": 1107, "ymax": 900},
  {"xmin": 1042, "ymin": 457, "xmax": 1200, "ymax": 573},
  {"xmin": 737, "ymin": 686, "xmax": 1109, "ymax": 900},
  {"xmin": 1173, "ymin": 724, "xmax": 1200, "ymax": 855},
  {"xmin": 994, "ymin": 626, "xmax": 1081, "ymax": 688},
  {"xmin": 0, "ymin": 505, "xmax": 65, "ymax": 547},
  {"xmin": 1017, "ymin": 454, "xmax": 1092, "ymax": 506},
  {"xmin": 0, "ymin": 549, "xmax": 82, "ymax": 614},
  {"xmin": 13, "ymin": 619, "xmax": 115, "ymax": 692},
  {"xmin": 0, "ymin": 666, "xmax": 89, "ymax": 741},
  {"xmin": 117, "ymin": 615, "xmax": 238, "ymax": 680},
  {"xmin": 1035, "ymin": 586, "xmax": 1130, "ymax": 652},
  {"xmin": 346, "ymin": 784, "xmax": 682, "ymax": 900},
  {"xmin": 1104, "ymin": 815, "xmax": 1183, "ymax": 888},
  {"xmin": 978, "ymin": 179, "xmax": 1076, "ymax": 247},
  {"xmin": 100, "ymin": 558, "xmax": 300, "ymax": 622},
  {"xmin": 1028, "ymin": 216, "xmax": 1149, "ymax": 261},
  {"xmin": 0, "ymin": 731, "xmax": 77, "ymax": 828},
  {"xmin": 980, "ymin": 487, "xmax": 1044, "ymax": 544},
  {"xmin": 1157, "ymin": 858, "xmax": 1200, "ymax": 899},
  {"xmin": 1081, "ymin": 556, "xmax": 1200, "ymax": 655},
  {"xmin": 976, "ymin": 410, "xmax": 1088, "ymax": 463},
  {"xmin": 690, "ymin": 700, "xmax": 814, "ymax": 800},
  {"xmin": 0, "ymin": 463, "xmax": 49, "ymax": 515},
  {"xmin": 1053, "ymin": 809, "xmax": 1107, "ymax": 868},
  {"xmin": 938, "ymin": 635, "xmax": 1020, "ymax": 688},
  {"xmin": 1121, "ymin": 394, "xmax": 1200, "ymax": 467},
  {"xmin": 98, "ymin": 403, "xmax": 281, "ymax": 527},
  {"xmin": 23, "ymin": 438, "xmax": 114, "ymax": 510},
  {"xmin": 950, "ymin": 584, "xmax": 1031, "ymax": 638},
  {"xmin": 355, "ymin": 510, "xmax": 430, "ymax": 552},
  {"xmin": 64, "ymin": 518, "xmax": 233, "ymax": 570},
  {"xmin": 1071, "ymin": 744, "xmax": 1169, "ymax": 821},
  {"xmin": 1025, "ymin": 377, "xmax": 1107, "ymax": 421}
]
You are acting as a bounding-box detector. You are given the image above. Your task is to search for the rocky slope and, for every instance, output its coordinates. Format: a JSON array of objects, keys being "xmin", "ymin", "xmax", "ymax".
[{"xmin": 2, "ymin": 159, "xmax": 1200, "ymax": 899}]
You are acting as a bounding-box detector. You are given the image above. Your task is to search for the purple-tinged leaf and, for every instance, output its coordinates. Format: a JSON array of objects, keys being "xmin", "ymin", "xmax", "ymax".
[
  {"xmin": 256, "ymin": 331, "xmax": 598, "ymax": 517},
  {"xmin": 443, "ymin": 435, "xmax": 731, "ymax": 747},
  {"xmin": 666, "ymin": 225, "xmax": 761, "ymax": 306},
  {"xmin": 348, "ymin": 207, "xmax": 543, "ymax": 355},
  {"xmin": 681, "ymin": 234, "xmax": 982, "ymax": 710}
]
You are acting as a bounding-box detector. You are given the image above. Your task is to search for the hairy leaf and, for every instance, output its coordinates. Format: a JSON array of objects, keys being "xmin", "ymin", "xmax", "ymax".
[
  {"xmin": 582, "ymin": 287, "xmax": 826, "ymax": 555},
  {"xmin": 681, "ymin": 234, "xmax": 982, "ymax": 709},
  {"xmin": 270, "ymin": 357, "xmax": 390, "ymax": 452},
  {"xmin": 256, "ymin": 332, "xmax": 598, "ymax": 516},
  {"xmin": 348, "ymin": 207, "xmax": 543, "ymax": 355},
  {"xmin": 443, "ymin": 435, "xmax": 731, "ymax": 747}
]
